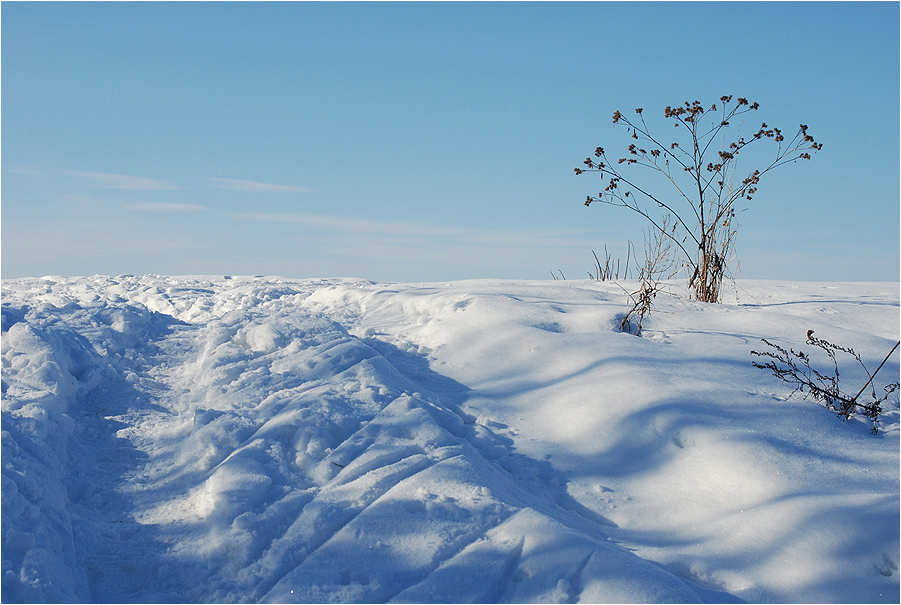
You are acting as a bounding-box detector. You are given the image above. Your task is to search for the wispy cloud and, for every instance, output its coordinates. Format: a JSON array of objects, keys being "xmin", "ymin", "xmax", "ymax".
[
  {"xmin": 125, "ymin": 202, "xmax": 208, "ymax": 213},
  {"xmin": 209, "ymin": 178, "xmax": 313, "ymax": 193},
  {"xmin": 237, "ymin": 212, "xmax": 602, "ymax": 248},
  {"xmin": 239, "ymin": 212, "xmax": 454, "ymax": 236},
  {"xmin": 65, "ymin": 170, "xmax": 183, "ymax": 190},
  {"xmin": 8, "ymin": 165, "xmax": 43, "ymax": 176}
]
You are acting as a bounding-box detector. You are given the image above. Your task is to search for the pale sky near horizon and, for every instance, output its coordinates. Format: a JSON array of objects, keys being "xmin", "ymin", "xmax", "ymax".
[{"xmin": 3, "ymin": 1, "xmax": 899, "ymax": 282}]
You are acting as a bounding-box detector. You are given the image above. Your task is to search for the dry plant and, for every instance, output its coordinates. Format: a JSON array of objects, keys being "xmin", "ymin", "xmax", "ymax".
[
  {"xmin": 617, "ymin": 217, "xmax": 679, "ymax": 336},
  {"xmin": 588, "ymin": 242, "xmax": 635, "ymax": 281},
  {"xmin": 575, "ymin": 96, "xmax": 822, "ymax": 303},
  {"xmin": 751, "ymin": 331, "xmax": 900, "ymax": 434}
]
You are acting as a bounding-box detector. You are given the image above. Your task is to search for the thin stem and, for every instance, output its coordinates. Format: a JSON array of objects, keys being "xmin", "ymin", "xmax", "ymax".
[{"xmin": 851, "ymin": 340, "xmax": 900, "ymax": 403}]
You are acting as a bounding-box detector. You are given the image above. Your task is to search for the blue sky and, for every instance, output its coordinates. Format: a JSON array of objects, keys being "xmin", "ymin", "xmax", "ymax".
[{"xmin": 3, "ymin": 1, "xmax": 898, "ymax": 282}]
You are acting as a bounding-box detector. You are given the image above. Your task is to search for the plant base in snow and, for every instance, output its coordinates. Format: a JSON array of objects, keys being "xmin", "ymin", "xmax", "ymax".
[
  {"xmin": 614, "ymin": 217, "xmax": 679, "ymax": 337},
  {"xmin": 751, "ymin": 331, "xmax": 900, "ymax": 434},
  {"xmin": 616, "ymin": 279, "xmax": 660, "ymax": 336}
]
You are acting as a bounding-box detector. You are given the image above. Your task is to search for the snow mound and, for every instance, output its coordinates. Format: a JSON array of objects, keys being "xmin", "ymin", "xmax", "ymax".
[{"xmin": 2, "ymin": 275, "xmax": 898, "ymax": 603}]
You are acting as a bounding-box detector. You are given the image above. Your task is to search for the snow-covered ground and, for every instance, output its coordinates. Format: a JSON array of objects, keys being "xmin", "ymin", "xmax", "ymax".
[{"xmin": 2, "ymin": 275, "xmax": 898, "ymax": 604}]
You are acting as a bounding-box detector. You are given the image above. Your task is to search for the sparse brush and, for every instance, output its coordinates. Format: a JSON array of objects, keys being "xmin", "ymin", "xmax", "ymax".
[
  {"xmin": 617, "ymin": 217, "xmax": 679, "ymax": 336},
  {"xmin": 588, "ymin": 242, "xmax": 635, "ymax": 281},
  {"xmin": 751, "ymin": 331, "xmax": 900, "ymax": 434},
  {"xmin": 576, "ymin": 95, "xmax": 821, "ymax": 302}
]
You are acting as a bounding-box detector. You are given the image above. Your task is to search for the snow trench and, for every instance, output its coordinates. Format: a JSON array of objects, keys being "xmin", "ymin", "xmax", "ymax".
[{"xmin": 1, "ymin": 277, "xmax": 734, "ymax": 603}]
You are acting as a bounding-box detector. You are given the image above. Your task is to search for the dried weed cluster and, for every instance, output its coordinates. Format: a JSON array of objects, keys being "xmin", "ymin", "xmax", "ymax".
[
  {"xmin": 576, "ymin": 95, "xmax": 822, "ymax": 303},
  {"xmin": 752, "ymin": 332, "xmax": 900, "ymax": 434}
]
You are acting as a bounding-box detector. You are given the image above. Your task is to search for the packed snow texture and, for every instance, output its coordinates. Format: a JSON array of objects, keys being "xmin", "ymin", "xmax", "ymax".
[{"xmin": 2, "ymin": 275, "xmax": 898, "ymax": 603}]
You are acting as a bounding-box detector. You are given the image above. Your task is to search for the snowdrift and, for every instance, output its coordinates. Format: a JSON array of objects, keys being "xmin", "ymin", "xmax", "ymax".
[{"xmin": 2, "ymin": 275, "xmax": 898, "ymax": 603}]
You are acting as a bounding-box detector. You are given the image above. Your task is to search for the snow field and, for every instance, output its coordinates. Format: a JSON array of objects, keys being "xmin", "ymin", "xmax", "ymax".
[
  {"xmin": 2, "ymin": 275, "xmax": 898, "ymax": 603},
  {"xmin": 301, "ymin": 278, "xmax": 900, "ymax": 602}
]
